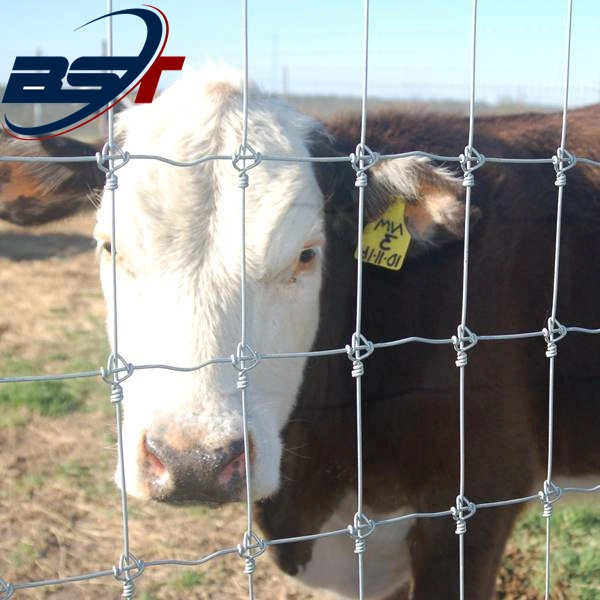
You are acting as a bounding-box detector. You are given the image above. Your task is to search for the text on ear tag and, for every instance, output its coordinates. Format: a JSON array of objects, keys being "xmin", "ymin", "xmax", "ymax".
[{"xmin": 354, "ymin": 196, "xmax": 411, "ymax": 271}]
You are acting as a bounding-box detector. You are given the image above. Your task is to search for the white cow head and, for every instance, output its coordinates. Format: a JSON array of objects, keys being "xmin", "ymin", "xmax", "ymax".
[{"xmin": 94, "ymin": 69, "xmax": 327, "ymax": 503}]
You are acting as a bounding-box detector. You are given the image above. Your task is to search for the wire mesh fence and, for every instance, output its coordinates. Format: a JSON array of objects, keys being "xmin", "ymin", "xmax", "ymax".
[{"xmin": 2, "ymin": 0, "xmax": 600, "ymax": 599}]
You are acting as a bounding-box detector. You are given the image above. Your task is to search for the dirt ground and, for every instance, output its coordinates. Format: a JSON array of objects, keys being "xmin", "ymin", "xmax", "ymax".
[{"xmin": 0, "ymin": 212, "xmax": 572, "ymax": 599}]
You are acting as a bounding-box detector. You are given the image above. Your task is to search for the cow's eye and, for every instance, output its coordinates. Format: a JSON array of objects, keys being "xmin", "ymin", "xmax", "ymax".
[
  {"xmin": 97, "ymin": 239, "xmax": 135, "ymax": 277},
  {"xmin": 288, "ymin": 244, "xmax": 322, "ymax": 283},
  {"xmin": 299, "ymin": 248, "xmax": 317, "ymax": 264},
  {"xmin": 290, "ymin": 246, "xmax": 321, "ymax": 282}
]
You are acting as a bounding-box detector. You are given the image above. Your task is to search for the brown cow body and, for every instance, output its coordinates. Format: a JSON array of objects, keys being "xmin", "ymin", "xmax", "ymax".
[
  {"xmin": 2, "ymin": 89, "xmax": 600, "ymax": 599},
  {"xmin": 257, "ymin": 106, "xmax": 600, "ymax": 598}
]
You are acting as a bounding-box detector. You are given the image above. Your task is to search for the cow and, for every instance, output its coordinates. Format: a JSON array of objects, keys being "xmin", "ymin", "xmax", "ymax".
[{"xmin": 1, "ymin": 68, "xmax": 600, "ymax": 599}]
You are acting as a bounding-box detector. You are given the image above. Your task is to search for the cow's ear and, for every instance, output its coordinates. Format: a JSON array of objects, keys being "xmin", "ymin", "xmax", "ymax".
[
  {"xmin": 366, "ymin": 157, "xmax": 479, "ymax": 251},
  {"xmin": 309, "ymin": 128, "xmax": 479, "ymax": 258},
  {"xmin": 0, "ymin": 134, "xmax": 105, "ymax": 226}
]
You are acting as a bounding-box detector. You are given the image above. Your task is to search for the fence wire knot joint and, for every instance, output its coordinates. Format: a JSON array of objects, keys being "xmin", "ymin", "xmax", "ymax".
[
  {"xmin": 347, "ymin": 512, "xmax": 376, "ymax": 554},
  {"xmin": 113, "ymin": 553, "xmax": 145, "ymax": 599},
  {"xmin": 459, "ymin": 146, "xmax": 485, "ymax": 187},
  {"xmin": 96, "ymin": 142, "xmax": 131, "ymax": 191},
  {"xmin": 231, "ymin": 343, "xmax": 260, "ymax": 390},
  {"xmin": 101, "ymin": 353, "xmax": 135, "ymax": 386},
  {"xmin": 231, "ymin": 343, "xmax": 260, "ymax": 372},
  {"xmin": 232, "ymin": 143, "xmax": 262, "ymax": 188},
  {"xmin": 110, "ymin": 383, "xmax": 124, "ymax": 405},
  {"xmin": 553, "ymin": 147, "xmax": 577, "ymax": 187},
  {"xmin": 237, "ymin": 531, "xmax": 267, "ymax": 575},
  {"xmin": 350, "ymin": 143, "xmax": 380, "ymax": 188},
  {"xmin": 451, "ymin": 495, "xmax": 476, "ymax": 535},
  {"xmin": 539, "ymin": 480, "xmax": 563, "ymax": 518},
  {"xmin": 346, "ymin": 333, "xmax": 375, "ymax": 377},
  {"xmin": 452, "ymin": 325, "xmax": 478, "ymax": 368},
  {"xmin": 543, "ymin": 317, "xmax": 567, "ymax": 358}
]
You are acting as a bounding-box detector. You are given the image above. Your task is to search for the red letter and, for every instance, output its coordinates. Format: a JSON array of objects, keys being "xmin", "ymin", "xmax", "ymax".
[{"xmin": 135, "ymin": 55, "xmax": 185, "ymax": 103}]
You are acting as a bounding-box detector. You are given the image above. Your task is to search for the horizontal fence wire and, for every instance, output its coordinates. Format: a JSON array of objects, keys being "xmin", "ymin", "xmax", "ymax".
[
  {"xmin": 2, "ymin": 0, "xmax": 600, "ymax": 598},
  {"xmin": 1, "ymin": 149, "xmax": 600, "ymax": 598},
  {"xmin": 1, "ymin": 148, "xmax": 600, "ymax": 598},
  {"xmin": 3, "ymin": 325, "xmax": 600, "ymax": 385}
]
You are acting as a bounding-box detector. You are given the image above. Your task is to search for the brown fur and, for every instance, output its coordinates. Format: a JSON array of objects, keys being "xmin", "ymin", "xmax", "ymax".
[
  {"xmin": 0, "ymin": 134, "xmax": 103, "ymax": 225},
  {"xmin": 257, "ymin": 106, "xmax": 600, "ymax": 599}
]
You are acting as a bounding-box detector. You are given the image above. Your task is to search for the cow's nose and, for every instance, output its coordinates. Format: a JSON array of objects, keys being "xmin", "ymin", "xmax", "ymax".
[{"xmin": 141, "ymin": 433, "xmax": 248, "ymax": 504}]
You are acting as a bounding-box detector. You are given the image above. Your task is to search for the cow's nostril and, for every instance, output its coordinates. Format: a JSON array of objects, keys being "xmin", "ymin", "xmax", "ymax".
[
  {"xmin": 218, "ymin": 451, "xmax": 246, "ymax": 486},
  {"xmin": 142, "ymin": 434, "xmax": 170, "ymax": 486},
  {"xmin": 216, "ymin": 438, "xmax": 256, "ymax": 487}
]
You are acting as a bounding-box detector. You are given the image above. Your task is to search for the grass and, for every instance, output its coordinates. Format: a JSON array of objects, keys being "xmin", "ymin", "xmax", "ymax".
[
  {"xmin": 500, "ymin": 501, "xmax": 600, "ymax": 598},
  {"xmin": 0, "ymin": 376, "xmax": 83, "ymax": 418},
  {"xmin": 57, "ymin": 459, "xmax": 116, "ymax": 501},
  {"xmin": 171, "ymin": 570, "xmax": 207, "ymax": 590},
  {"xmin": 0, "ymin": 327, "xmax": 110, "ymax": 424},
  {"xmin": 545, "ymin": 504, "xmax": 600, "ymax": 599},
  {"xmin": 132, "ymin": 570, "xmax": 208, "ymax": 600},
  {"xmin": 0, "ymin": 357, "xmax": 98, "ymax": 421},
  {"xmin": 10, "ymin": 542, "xmax": 37, "ymax": 569}
]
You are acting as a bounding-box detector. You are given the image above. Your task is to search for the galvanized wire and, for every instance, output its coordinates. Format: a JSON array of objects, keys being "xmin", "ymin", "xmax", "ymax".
[
  {"xmin": 348, "ymin": 1, "xmax": 372, "ymax": 597},
  {"xmin": 5, "ymin": 325, "xmax": 600, "ymax": 387},
  {"xmin": 2, "ymin": 1, "xmax": 600, "ymax": 599},
  {"xmin": 100, "ymin": 2, "xmax": 138, "ymax": 598},
  {"xmin": 542, "ymin": 2, "xmax": 575, "ymax": 598},
  {"xmin": 452, "ymin": 1, "xmax": 479, "ymax": 597},
  {"xmin": 236, "ymin": 1, "xmax": 260, "ymax": 597}
]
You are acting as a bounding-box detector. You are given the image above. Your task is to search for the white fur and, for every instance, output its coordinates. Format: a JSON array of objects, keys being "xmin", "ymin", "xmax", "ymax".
[
  {"xmin": 96, "ymin": 68, "xmax": 324, "ymax": 500},
  {"xmin": 294, "ymin": 492, "xmax": 415, "ymax": 599}
]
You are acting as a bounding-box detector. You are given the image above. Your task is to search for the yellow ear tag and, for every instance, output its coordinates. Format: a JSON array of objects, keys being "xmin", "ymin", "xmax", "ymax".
[{"xmin": 354, "ymin": 196, "xmax": 411, "ymax": 271}]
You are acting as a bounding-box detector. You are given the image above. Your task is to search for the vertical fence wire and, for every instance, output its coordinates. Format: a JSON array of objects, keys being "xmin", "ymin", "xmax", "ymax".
[
  {"xmin": 237, "ymin": 1, "xmax": 259, "ymax": 597},
  {"xmin": 102, "ymin": 2, "xmax": 139, "ymax": 597},
  {"xmin": 453, "ymin": 1, "xmax": 479, "ymax": 598},
  {"xmin": 543, "ymin": 2, "xmax": 574, "ymax": 598},
  {"xmin": 106, "ymin": 0, "xmax": 128, "ymax": 574},
  {"xmin": 350, "ymin": 1, "xmax": 372, "ymax": 598}
]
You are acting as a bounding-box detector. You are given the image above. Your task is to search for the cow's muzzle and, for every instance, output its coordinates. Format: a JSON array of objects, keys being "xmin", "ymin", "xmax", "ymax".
[{"xmin": 141, "ymin": 432, "xmax": 250, "ymax": 504}]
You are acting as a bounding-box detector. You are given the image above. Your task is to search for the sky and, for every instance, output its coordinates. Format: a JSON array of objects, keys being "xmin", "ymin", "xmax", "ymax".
[{"xmin": 1, "ymin": 0, "xmax": 600, "ymax": 108}]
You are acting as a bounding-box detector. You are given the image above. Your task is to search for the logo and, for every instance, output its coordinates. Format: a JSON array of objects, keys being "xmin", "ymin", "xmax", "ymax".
[{"xmin": 2, "ymin": 5, "xmax": 185, "ymax": 140}]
